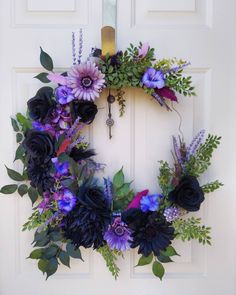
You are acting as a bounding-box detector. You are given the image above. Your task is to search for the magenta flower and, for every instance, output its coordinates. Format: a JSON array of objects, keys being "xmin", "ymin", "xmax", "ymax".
[
  {"xmin": 67, "ymin": 62, "xmax": 105, "ymax": 101},
  {"xmin": 127, "ymin": 189, "xmax": 149, "ymax": 209},
  {"xmin": 142, "ymin": 68, "xmax": 165, "ymax": 89},
  {"xmin": 104, "ymin": 217, "xmax": 132, "ymax": 251}
]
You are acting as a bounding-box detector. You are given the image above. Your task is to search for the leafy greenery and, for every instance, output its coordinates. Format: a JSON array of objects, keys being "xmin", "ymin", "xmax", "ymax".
[
  {"xmin": 97, "ymin": 245, "xmax": 122, "ymax": 279},
  {"xmin": 40, "ymin": 47, "xmax": 53, "ymax": 71},
  {"xmin": 136, "ymin": 253, "xmax": 153, "ymax": 266},
  {"xmin": 34, "ymin": 72, "xmax": 50, "ymax": 83},
  {"xmin": 202, "ymin": 180, "xmax": 223, "ymax": 193},
  {"xmin": 0, "ymin": 184, "xmax": 18, "ymax": 194},
  {"xmin": 112, "ymin": 167, "xmax": 134, "ymax": 211},
  {"xmin": 173, "ymin": 217, "xmax": 211, "ymax": 245},
  {"xmin": 185, "ymin": 134, "xmax": 221, "ymax": 177},
  {"xmin": 22, "ymin": 210, "xmax": 53, "ymax": 231},
  {"xmin": 157, "ymin": 161, "xmax": 173, "ymax": 197},
  {"xmin": 152, "ymin": 261, "xmax": 165, "ymax": 280}
]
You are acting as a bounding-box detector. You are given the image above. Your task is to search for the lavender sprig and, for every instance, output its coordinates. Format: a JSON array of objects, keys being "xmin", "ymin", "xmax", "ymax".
[
  {"xmin": 167, "ymin": 62, "xmax": 191, "ymax": 74},
  {"xmin": 72, "ymin": 32, "xmax": 77, "ymax": 66},
  {"xmin": 68, "ymin": 135, "xmax": 85, "ymax": 151},
  {"xmin": 186, "ymin": 129, "xmax": 205, "ymax": 160},
  {"xmin": 78, "ymin": 28, "xmax": 83, "ymax": 64},
  {"xmin": 104, "ymin": 177, "xmax": 113, "ymax": 205}
]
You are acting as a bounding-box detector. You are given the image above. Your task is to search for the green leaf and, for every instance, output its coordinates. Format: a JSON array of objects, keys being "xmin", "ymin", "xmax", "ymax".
[
  {"xmin": 66, "ymin": 243, "xmax": 83, "ymax": 260},
  {"xmin": 34, "ymin": 72, "xmax": 50, "ymax": 83},
  {"xmin": 49, "ymin": 231, "xmax": 63, "ymax": 242},
  {"xmin": 113, "ymin": 167, "xmax": 124, "ymax": 189},
  {"xmin": 160, "ymin": 246, "xmax": 179, "ymax": 257},
  {"xmin": 59, "ymin": 250, "xmax": 70, "ymax": 268},
  {"xmin": 11, "ymin": 118, "xmax": 19, "ymax": 132},
  {"xmin": 5, "ymin": 166, "xmax": 24, "ymax": 181},
  {"xmin": 157, "ymin": 254, "xmax": 173, "ymax": 263},
  {"xmin": 33, "ymin": 230, "xmax": 50, "ymax": 247},
  {"xmin": 16, "ymin": 113, "xmax": 32, "ymax": 132},
  {"xmin": 18, "ymin": 184, "xmax": 28, "ymax": 197},
  {"xmin": 46, "ymin": 257, "xmax": 58, "ymax": 279},
  {"xmin": 44, "ymin": 245, "xmax": 59, "ymax": 259},
  {"xmin": 14, "ymin": 144, "xmax": 25, "ymax": 162},
  {"xmin": 152, "ymin": 261, "xmax": 165, "ymax": 280},
  {"xmin": 38, "ymin": 259, "xmax": 48, "ymax": 274},
  {"xmin": 28, "ymin": 186, "xmax": 38, "ymax": 205},
  {"xmin": 0, "ymin": 184, "xmax": 18, "ymax": 194},
  {"xmin": 136, "ymin": 253, "xmax": 153, "ymax": 266},
  {"xmin": 40, "ymin": 47, "xmax": 53, "ymax": 71},
  {"xmin": 16, "ymin": 133, "xmax": 23, "ymax": 143},
  {"xmin": 116, "ymin": 183, "xmax": 131, "ymax": 198},
  {"xmin": 28, "ymin": 248, "xmax": 44, "ymax": 259}
]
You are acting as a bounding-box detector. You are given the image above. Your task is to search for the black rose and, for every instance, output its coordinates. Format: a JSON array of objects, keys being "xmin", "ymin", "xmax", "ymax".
[
  {"xmin": 27, "ymin": 87, "xmax": 56, "ymax": 122},
  {"xmin": 168, "ymin": 176, "xmax": 204, "ymax": 212},
  {"xmin": 73, "ymin": 101, "xmax": 98, "ymax": 124},
  {"xmin": 23, "ymin": 130, "xmax": 55, "ymax": 164}
]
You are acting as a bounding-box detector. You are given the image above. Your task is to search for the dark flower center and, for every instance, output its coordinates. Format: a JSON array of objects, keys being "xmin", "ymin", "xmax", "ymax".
[
  {"xmin": 81, "ymin": 76, "xmax": 93, "ymax": 88},
  {"xmin": 114, "ymin": 226, "xmax": 125, "ymax": 236},
  {"xmin": 145, "ymin": 224, "xmax": 157, "ymax": 238}
]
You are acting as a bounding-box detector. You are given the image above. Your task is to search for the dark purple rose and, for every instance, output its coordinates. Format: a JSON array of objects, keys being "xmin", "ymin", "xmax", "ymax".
[
  {"xmin": 23, "ymin": 130, "xmax": 55, "ymax": 164},
  {"xmin": 168, "ymin": 176, "xmax": 205, "ymax": 212},
  {"xmin": 142, "ymin": 68, "xmax": 165, "ymax": 89},
  {"xmin": 55, "ymin": 86, "xmax": 75, "ymax": 105},
  {"xmin": 73, "ymin": 101, "xmax": 98, "ymax": 124},
  {"xmin": 27, "ymin": 87, "xmax": 56, "ymax": 122}
]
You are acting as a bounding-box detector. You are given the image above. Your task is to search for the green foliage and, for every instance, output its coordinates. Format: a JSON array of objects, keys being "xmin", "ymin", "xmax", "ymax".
[
  {"xmin": 34, "ymin": 72, "xmax": 50, "ymax": 83},
  {"xmin": 40, "ymin": 47, "xmax": 54, "ymax": 71},
  {"xmin": 66, "ymin": 242, "xmax": 83, "ymax": 260},
  {"xmin": 173, "ymin": 217, "xmax": 211, "ymax": 245},
  {"xmin": 152, "ymin": 261, "xmax": 165, "ymax": 280},
  {"xmin": 185, "ymin": 134, "xmax": 221, "ymax": 177},
  {"xmin": 112, "ymin": 167, "xmax": 134, "ymax": 211},
  {"xmin": 202, "ymin": 180, "xmax": 223, "ymax": 193},
  {"xmin": 5, "ymin": 166, "xmax": 25, "ymax": 181},
  {"xmin": 14, "ymin": 144, "xmax": 25, "ymax": 162},
  {"xmin": 136, "ymin": 253, "xmax": 153, "ymax": 266},
  {"xmin": 11, "ymin": 118, "xmax": 19, "ymax": 132},
  {"xmin": 160, "ymin": 245, "xmax": 179, "ymax": 257},
  {"xmin": 166, "ymin": 71, "xmax": 195, "ymax": 97},
  {"xmin": 157, "ymin": 161, "xmax": 173, "ymax": 197},
  {"xmin": 18, "ymin": 184, "xmax": 28, "ymax": 197},
  {"xmin": 0, "ymin": 184, "xmax": 18, "ymax": 194},
  {"xmin": 28, "ymin": 186, "xmax": 39, "ymax": 205},
  {"xmin": 16, "ymin": 113, "xmax": 32, "ymax": 132},
  {"xmin": 97, "ymin": 245, "xmax": 122, "ymax": 279},
  {"xmin": 22, "ymin": 210, "xmax": 53, "ymax": 231}
]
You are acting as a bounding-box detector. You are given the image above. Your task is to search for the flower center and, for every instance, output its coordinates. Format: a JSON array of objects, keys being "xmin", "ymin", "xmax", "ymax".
[
  {"xmin": 81, "ymin": 76, "xmax": 93, "ymax": 88},
  {"xmin": 114, "ymin": 226, "xmax": 125, "ymax": 236}
]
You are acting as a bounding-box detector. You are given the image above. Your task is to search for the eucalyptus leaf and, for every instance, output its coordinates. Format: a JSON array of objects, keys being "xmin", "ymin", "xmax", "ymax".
[
  {"xmin": 152, "ymin": 261, "xmax": 165, "ymax": 280},
  {"xmin": 5, "ymin": 166, "xmax": 24, "ymax": 181},
  {"xmin": 0, "ymin": 184, "xmax": 18, "ymax": 194},
  {"xmin": 34, "ymin": 72, "xmax": 50, "ymax": 83},
  {"xmin": 40, "ymin": 47, "xmax": 53, "ymax": 71}
]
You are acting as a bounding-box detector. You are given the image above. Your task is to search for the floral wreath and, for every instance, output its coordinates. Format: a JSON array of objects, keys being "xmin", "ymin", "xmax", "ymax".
[{"xmin": 0, "ymin": 31, "xmax": 222, "ymax": 280}]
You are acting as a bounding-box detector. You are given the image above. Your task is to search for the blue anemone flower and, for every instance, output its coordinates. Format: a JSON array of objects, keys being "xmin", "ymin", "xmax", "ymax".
[
  {"xmin": 140, "ymin": 194, "xmax": 162, "ymax": 212},
  {"xmin": 142, "ymin": 68, "xmax": 165, "ymax": 89}
]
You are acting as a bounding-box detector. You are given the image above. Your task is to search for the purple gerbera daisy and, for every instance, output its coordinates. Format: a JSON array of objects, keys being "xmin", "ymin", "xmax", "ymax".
[
  {"xmin": 142, "ymin": 68, "xmax": 165, "ymax": 89},
  {"xmin": 104, "ymin": 217, "xmax": 132, "ymax": 251},
  {"xmin": 67, "ymin": 61, "xmax": 105, "ymax": 101}
]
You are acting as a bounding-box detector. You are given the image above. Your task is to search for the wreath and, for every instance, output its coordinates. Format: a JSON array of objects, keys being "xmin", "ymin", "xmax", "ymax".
[{"xmin": 0, "ymin": 31, "xmax": 222, "ymax": 280}]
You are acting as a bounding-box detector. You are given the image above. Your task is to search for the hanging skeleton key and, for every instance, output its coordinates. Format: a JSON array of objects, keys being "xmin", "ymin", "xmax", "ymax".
[{"xmin": 106, "ymin": 93, "xmax": 115, "ymax": 139}]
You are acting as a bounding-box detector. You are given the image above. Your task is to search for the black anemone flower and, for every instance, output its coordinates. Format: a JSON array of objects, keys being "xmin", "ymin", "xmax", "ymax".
[
  {"xmin": 27, "ymin": 159, "xmax": 54, "ymax": 193},
  {"xmin": 62, "ymin": 184, "xmax": 111, "ymax": 249},
  {"xmin": 69, "ymin": 147, "xmax": 95, "ymax": 162},
  {"xmin": 122, "ymin": 209, "xmax": 174, "ymax": 257}
]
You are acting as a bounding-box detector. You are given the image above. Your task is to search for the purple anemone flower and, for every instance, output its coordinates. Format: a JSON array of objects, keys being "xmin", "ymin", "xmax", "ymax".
[
  {"xmin": 67, "ymin": 61, "xmax": 105, "ymax": 101},
  {"xmin": 140, "ymin": 194, "xmax": 162, "ymax": 212},
  {"xmin": 55, "ymin": 86, "xmax": 75, "ymax": 105},
  {"xmin": 142, "ymin": 68, "xmax": 165, "ymax": 89},
  {"xmin": 57, "ymin": 189, "xmax": 76, "ymax": 214},
  {"xmin": 51, "ymin": 157, "xmax": 69, "ymax": 177},
  {"xmin": 104, "ymin": 217, "xmax": 132, "ymax": 251}
]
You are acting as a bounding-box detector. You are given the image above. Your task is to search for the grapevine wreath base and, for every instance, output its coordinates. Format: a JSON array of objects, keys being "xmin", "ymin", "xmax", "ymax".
[{"xmin": 0, "ymin": 31, "xmax": 222, "ymax": 280}]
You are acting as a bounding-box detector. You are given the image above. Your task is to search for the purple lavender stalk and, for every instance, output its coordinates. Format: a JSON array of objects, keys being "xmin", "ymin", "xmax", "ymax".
[
  {"xmin": 72, "ymin": 32, "xmax": 77, "ymax": 66},
  {"xmin": 68, "ymin": 135, "xmax": 85, "ymax": 150},
  {"xmin": 103, "ymin": 177, "xmax": 113, "ymax": 205},
  {"xmin": 66, "ymin": 116, "xmax": 82, "ymax": 137},
  {"xmin": 186, "ymin": 129, "xmax": 205, "ymax": 160},
  {"xmin": 78, "ymin": 28, "xmax": 83, "ymax": 64},
  {"xmin": 172, "ymin": 136, "xmax": 183, "ymax": 165},
  {"xmin": 167, "ymin": 62, "xmax": 191, "ymax": 74},
  {"xmin": 37, "ymin": 212, "xmax": 59, "ymax": 233}
]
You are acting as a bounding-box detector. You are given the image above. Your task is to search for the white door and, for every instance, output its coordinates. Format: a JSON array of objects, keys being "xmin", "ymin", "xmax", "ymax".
[{"xmin": 0, "ymin": 0, "xmax": 236, "ymax": 294}]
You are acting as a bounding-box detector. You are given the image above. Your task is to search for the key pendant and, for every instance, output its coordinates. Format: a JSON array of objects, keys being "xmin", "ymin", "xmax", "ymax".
[{"xmin": 106, "ymin": 93, "xmax": 115, "ymax": 139}]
